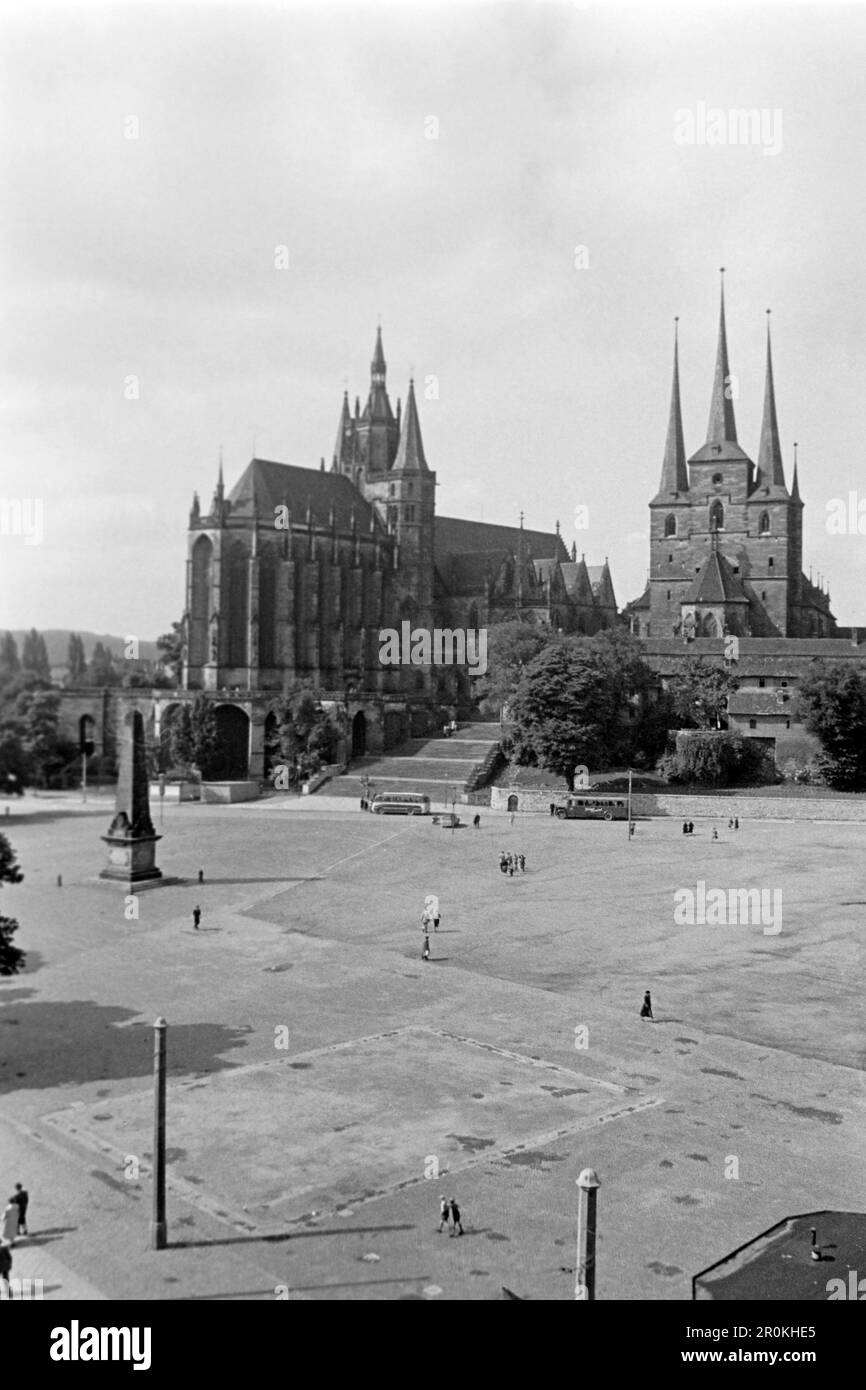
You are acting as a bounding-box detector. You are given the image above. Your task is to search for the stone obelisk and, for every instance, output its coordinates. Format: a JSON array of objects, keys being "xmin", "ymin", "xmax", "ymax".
[{"xmin": 100, "ymin": 708, "xmax": 163, "ymax": 888}]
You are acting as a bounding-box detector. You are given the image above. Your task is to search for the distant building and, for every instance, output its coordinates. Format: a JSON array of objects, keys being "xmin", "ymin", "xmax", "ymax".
[
  {"xmin": 176, "ymin": 329, "xmax": 618, "ymax": 776},
  {"xmin": 626, "ymin": 277, "xmax": 866, "ymax": 764}
]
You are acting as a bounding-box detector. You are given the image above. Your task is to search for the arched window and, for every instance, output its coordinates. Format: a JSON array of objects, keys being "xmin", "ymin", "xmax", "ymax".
[
  {"xmin": 709, "ymin": 501, "xmax": 724, "ymax": 532},
  {"xmin": 759, "ymin": 511, "xmax": 770, "ymax": 535},
  {"xmin": 664, "ymin": 514, "xmax": 677, "ymax": 537},
  {"xmin": 189, "ymin": 534, "xmax": 213, "ymax": 666},
  {"xmin": 702, "ymin": 612, "xmax": 719, "ymax": 637},
  {"xmin": 224, "ymin": 542, "xmax": 249, "ymax": 668}
]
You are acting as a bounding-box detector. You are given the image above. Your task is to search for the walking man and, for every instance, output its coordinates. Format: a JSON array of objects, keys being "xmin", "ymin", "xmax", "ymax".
[
  {"xmin": 473, "ymin": 813, "xmax": 481, "ymax": 829},
  {"xmin": 197, "ymin": 868, "xmax": 204, "ymax": 884},
  {"xmin": 519, "ymin": 853, "xmax": 526, "ymax": 873},
  {"xmin": 448, "ymin": 1197, "xmax": 464, "ymax": 1236},
  {"xmin": 437, "ymin": 1196, "xmax": 450, "ymax": 1233},
  {"xmin": 549, "ymin": 802, "xmax": 555, "ymax": 817},
  {"xmin": 640, "ymin": 990, "xmax": 654, "ymax": 1021},
  {"xmin": 423, "ymin": 895, "xmax": 440, "ymax": 932},
  {"xmin": 11, "ymin": 1184, "xmax": 28, "ymax": 1237},
  {"xmin": 499, "ymin": 851, "xmax": 508, "ymax": 874},
  {"xmin": 192, "ymin": 905, "xmax": 201, "ymax": 930}
]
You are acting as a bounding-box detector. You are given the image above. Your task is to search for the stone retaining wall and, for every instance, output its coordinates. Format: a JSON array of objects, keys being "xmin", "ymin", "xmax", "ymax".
[{"xmin": 490, "ymin": 786, "xmax": 866, "ymax": 821}]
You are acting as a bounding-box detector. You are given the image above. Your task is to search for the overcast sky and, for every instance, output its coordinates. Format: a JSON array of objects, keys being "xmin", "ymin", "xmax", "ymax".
[{"xmin": 2, "ymin": 0, "xmax": 866, "ymax": 637}]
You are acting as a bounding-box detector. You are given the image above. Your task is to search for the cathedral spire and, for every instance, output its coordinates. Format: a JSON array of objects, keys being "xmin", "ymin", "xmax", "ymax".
[
  {"xmin": 706, "ymin": 269, "xmax": 738, "ymax": 445},
  {"xmin": 756, "ymin": 310, "xmax": 787, "ymax": 491},
  {"xmin": 658, "ymin": 318, "xmax": 688, "ymax": 495},
  {"xmin": 391, "ymin": 378, "xmax": 429, "ymax": 472},
  {"xmin": 791, "ymin": 441, "xmax": 801, "ymax": 501},
  {"xmin": 371, "ymin": 326, "xmax": 386, "ymax": 387}
]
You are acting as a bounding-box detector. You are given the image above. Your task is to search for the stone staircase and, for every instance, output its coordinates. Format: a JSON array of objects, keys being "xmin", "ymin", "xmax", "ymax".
[{"xmin": 324, "ymin": 721, "xmax": 503, "ymax": 805}]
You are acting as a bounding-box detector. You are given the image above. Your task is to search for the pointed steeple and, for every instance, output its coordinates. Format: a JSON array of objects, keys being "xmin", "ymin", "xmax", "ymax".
[
  {"xmin": 756, "ymin": 310, "xmax": 787, "ymax": 491},
  {"xmin": 333, "ymin": 391, "xmax": 352, "ymax": 472},
  {"xmin": 706, "ymin": 269, "xmax": 738, "ymax": 445},
  {"xmin": 657, "ymin": 318, "xmax": 688, "ymax": 496},
  {"xmin": 391, "ymin": 378, "xmax": 429, "ymax": 472},
  {"xmin": 791, "ymin": 441, "xmax": 801, "ymax": 501},
  {"xmin": 371, "ymin": 325, "xmax": 386, "ymax": 386}
]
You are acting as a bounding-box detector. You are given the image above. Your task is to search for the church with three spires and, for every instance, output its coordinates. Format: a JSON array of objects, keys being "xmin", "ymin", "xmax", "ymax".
[{"xmin": 627, "ymin": 272, "xmax": 837, "ymax": 641}]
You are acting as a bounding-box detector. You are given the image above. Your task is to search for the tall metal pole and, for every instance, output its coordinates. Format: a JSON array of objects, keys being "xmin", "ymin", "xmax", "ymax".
[
  {"xmin": 627, "ymin": 767, "xmax": 633, "ymax": 841},
  {"xmin": 150, "ymin": 1017, "xmax": 167, "ymax": 1250},
  {"xmin": 575, "ymin": 1167, "xmax": 601, "ymax": 1300}
]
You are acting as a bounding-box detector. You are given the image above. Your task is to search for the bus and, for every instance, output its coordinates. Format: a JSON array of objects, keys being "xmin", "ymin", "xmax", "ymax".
[
  {"xmin": 370, "ymin": 791, "xmax": 432, "ymax": 816},
  {"xmin": 556, "ymin": 796, "xmax": 629, "ymax": 822}
]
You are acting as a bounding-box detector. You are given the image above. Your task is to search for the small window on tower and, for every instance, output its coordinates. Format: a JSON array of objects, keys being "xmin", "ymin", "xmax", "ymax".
[
  {"xmin": 710, "ymin": 500, "xmax": 724, "ymax": 531},
  {"xmin": 668, "ymin": 553, "xmax": 673, "ymax": 563},
  {"xmin": 768, "ymin": 557, "xmax": 774, "ymax": 568},
  {"xmin": 664, "ymin": 514, "xmax": 676, "ymax": 537},
  {"xmin": 749, "ymin": 719, "xmax": 757, "ymax": 730},
  {"xmin": 712, "ymin": 472, "xmax": 723, "ymax": 485},
  {"xmin": 759, "ymin": 512, "xmax": 770, "ymax": 534},
  {"xmin": 759, "ymin": 677, "xmax": 766, "ymax": 688},
  {"xmin": 667, "ymin": 590, "xmax": 671, "ymax": 600}
]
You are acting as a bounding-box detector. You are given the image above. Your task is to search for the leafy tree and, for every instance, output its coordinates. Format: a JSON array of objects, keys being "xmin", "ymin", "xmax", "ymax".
[
  {"xmin": 658, "ymin": 730, "xmax": 776, "ymax": 787},
  {"xmin": 88, "ymin": 642, "xmax": 120, "ymax": 687},
  {"xmin": 508, "ymin": 636, "xmax": 624, "ymax": 789},
  {"xmin": 14, "ymin": 688, "xmax": 74, "ymax": 786},
  {"xmin": 169, "ymin": 705, "xmax": 195, "ymax": 771},
  {"xmin": 667, "ymin": 656, "xmax": 738, "ymax": 730},
  {"xmin": 274, "ymin": 685, "xmax": 343, "ymax": 783},
  {"xmin": 475, "ymin": 621, "xmax": 553, "ymax": 710},
  {"xmin": 796, "ymin": 662, "xmax": 866, "ymax": 789},
  {"xmin": 157, "ymin": 620, "xmax": 184, "ymax": 685},
  {"xmin": 66, "ymin": 633, "xmax": 87, "ymax": 684},
  {"xmin": 0, "ymin": 633, "xmax": 20, "ymax": 681},
  {"xmin": 0, "ymin": 832, "xmax": 25, "ymax": 975},
  {"xmin": 189, "ymin": 696, "xmax": 220, "ymax": 777},
  {"xmin": 21, "ymin": 629, "xmax": 50, "ymax": 681}
]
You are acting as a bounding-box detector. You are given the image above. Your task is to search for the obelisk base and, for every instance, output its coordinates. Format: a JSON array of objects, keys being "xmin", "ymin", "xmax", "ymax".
[{"xmin": 100, "ymin": 833, "xmax": 164, "ymax": 887}]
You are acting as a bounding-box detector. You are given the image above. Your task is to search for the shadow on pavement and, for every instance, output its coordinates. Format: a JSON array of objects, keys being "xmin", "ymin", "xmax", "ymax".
[
  {"xmin": 170, "ymin": 1223, "xmax": 416, "ymax": 1250},
  {"xmin": 0, "ymin": 1000, "xmax": 251, "ymax": 1094}
]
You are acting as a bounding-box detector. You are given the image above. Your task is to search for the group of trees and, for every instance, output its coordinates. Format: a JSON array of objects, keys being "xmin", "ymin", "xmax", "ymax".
[
  {"xmin": 0, "ymin": 833, "xmax": 24, "ymax": 975},
  {"xmin": 796, "ymin": 663, "xmax": 866, "ymax": 790},
  {"xmin": 266, "ymin": 686, "xmax": 344, "ymax": 786}
]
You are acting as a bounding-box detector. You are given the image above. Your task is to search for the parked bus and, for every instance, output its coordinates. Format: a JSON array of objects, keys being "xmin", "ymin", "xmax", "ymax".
[
  {"xmin": 556, "ymin": 796, "xmax": 628, "ymax": 822},
  {"xmin": 370, "ymin": 791, "xmax": 431, "ymax": 816}
]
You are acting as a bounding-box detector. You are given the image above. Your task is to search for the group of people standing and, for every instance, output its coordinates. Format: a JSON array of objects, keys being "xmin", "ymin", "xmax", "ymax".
[{"xmin": 499, "ymin": 850, "xmax": 526, "ymax": 876}]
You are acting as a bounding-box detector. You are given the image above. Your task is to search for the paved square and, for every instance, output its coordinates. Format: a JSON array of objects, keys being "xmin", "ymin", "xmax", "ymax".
[{"xmin": 1, "ymin": 795, "xmax": 863, "ymax": 1299}]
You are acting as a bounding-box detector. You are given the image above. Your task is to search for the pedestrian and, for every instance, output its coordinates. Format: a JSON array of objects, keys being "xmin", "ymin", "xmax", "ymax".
[
  {"xmin": 11, "ymin": 1184, "xmax": 28, "ymax": 1237},
  {"xmin": 1, "ymin": 1200, "xmax": 18, "ymax": 1246},
  {"xmin": 728, "ymin": 818, "xmax": 734, "ymax": 830},
  {"xmin": 359, "ymin": 797, "xmax": 366, "ymax": 811},
  {"xmin": 519, "ymin": 853, "xmax": 526, "ymax": 873},
  {"xmin": 712, "ymin": 828, "xmax": 719, "ymax": 841},
  {"xmin": 499, "ymin": 851, "xmax": 508, "ymax": 874},
  {"xmin": 682, "ymin": 821, "xmax": 688, "ymax": 835},
  {"xmin": 448, "ymin": 1197, "xmax": 464, "ymax": 1236},
  {"xmin": 0, "ymin": 1242, "xmax": 11, "ymax": 1296},
  {"xmin": 192, "ymin": 905, "xmax": 201, "ymax": 930},
  {"xmin": 549, "ymin": 802, "xmax": 555, "ymax": 817},
  {"xmin": 437, "ymin": 1196, "xmax": 450, "ymax": 1233},
  {"xmin": 508, "ymin": 855, "xmax": 514, "ymax": 877},
  {"xmin": 197, "ymin": 868, "xmax": 204, "ymax": 884},
  {"xmin": 734, "ymin": 816, "xmax": 739, "ymax": 830},
  {"xmin": 473, "ymin": 813, "xmax": 480, "ymax": 829},
  {"xmin": 423, "ymin": 895, "xmax": 440, "ymax": 932},
  {"xmin": 688, "ymin": 821, "xmax": 694, "ymax": 835},
  {"xmin": 640, "ymin": 990, "xmax": 654, "ymax": 1021}
]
